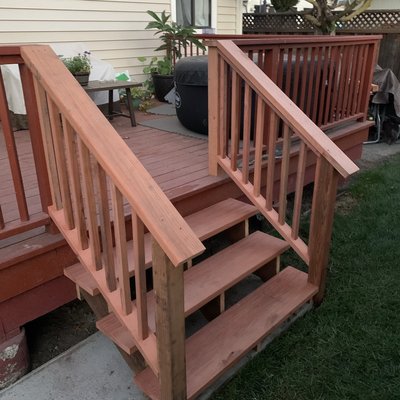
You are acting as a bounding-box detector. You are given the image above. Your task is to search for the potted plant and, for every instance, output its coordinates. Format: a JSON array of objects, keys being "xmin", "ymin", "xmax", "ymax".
[
  {"xmin": 144, "ymin": 10, "xmax": 206, "ymax": 102},
  {"xmin": 61, "ymin": 51, "xmax": 92, "ymax": 86}
]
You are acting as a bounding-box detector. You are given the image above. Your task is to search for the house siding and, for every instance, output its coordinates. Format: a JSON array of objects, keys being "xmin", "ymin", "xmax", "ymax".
[
  {"xmin": 0, "ymin": 0, "xmax": 241, "ymax": 81},
  {"xmin": 217, "ymin": 0, "xmax": 241, "ymax": 34}
]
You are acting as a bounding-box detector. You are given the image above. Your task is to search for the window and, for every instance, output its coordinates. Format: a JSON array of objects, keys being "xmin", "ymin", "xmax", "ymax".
[{"xmin": 176, "ymin": 0, "xmax": 212, "ymax": 28}]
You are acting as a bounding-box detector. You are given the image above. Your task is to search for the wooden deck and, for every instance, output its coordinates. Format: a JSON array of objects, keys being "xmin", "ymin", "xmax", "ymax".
[{"xmin": 0, "ymin": 108, "xmax": 234, "ymax": 245}]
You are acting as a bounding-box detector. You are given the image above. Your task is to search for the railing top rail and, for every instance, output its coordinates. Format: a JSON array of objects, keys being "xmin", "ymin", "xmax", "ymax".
[
  {"xmin": 20, "ymin": 44, "xmax": 204, "ymax": 267},
  {"xmin": 214, "ymin": 40, "xmax": 359, "ymax": 178},
  {"xmin": 206, "ymin": 34, "xmax": 382, "ymax": 48},
  {"xmin": 0, "ymin": 46, "xmax": 22, "ymax": 56}
]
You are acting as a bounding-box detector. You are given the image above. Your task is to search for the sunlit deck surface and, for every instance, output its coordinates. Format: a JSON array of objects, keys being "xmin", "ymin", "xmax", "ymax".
[{"xmin": 0, "ymin": 108, "xmax": 232, "ymax": 246}]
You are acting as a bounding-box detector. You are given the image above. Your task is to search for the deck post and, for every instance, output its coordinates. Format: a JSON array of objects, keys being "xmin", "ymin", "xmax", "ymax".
[
  {"xmin": 208, "ymin": 46, "xmax": 221, "ymax": 176},
  {"xmin": 152, "ymin": 240, "xmax": 187, "ymax": 400},
  {"xmin": 308, "ymin": 157, "xmax": 339, "ymax": 305}
]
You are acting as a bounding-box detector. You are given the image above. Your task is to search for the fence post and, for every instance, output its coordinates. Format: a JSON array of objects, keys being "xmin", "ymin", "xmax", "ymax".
[
  {"xmin": 152, "ymin": 240, "xmax": 186, "ymax": 400},
  {"xmin": 308, "ymin": 157, "xmax": 339, "ymax": 305}
]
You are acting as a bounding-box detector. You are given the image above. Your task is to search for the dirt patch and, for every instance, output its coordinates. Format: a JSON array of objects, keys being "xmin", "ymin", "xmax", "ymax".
[
  {"xmin": 335, "ymin": 191, "xmax": 359, "ymax": 215},
  {"xmin": 25, "ymin": 300, "xmax": 96, "ymax": 370}
]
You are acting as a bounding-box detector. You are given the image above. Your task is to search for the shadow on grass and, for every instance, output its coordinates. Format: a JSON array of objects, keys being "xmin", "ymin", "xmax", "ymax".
[{"xmin": 212, "ymin": 155, "xmax": 400, "ymax": 400}]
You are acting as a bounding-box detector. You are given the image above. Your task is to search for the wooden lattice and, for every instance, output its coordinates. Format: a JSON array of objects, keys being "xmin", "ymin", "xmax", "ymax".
[{"xmin": 243, "ymin": 10, "xmax": 400, "ymax": 34}]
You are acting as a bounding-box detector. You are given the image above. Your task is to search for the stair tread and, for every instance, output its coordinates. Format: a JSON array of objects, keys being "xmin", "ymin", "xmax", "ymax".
[
  {"xmin": 64, "ymin": 262, "xmax": 99, "ymax": 296},
  {"xmin": 144, "ymin": 231, "xmax": 290, "ymax": 331},
  {"xmin": 96, "ymin": 313, "xmax": 136, "ymax": 355},
  {"xmin": 95, "ymin": 231, "xmax": 288, "ymax": 355},
  {"xmin": 64, "ymin": 198, "xmax": 257, "ymax": 291},
  {"xmin": 135, "ymin": 267, "xmax": 318, "ymax": 399}
]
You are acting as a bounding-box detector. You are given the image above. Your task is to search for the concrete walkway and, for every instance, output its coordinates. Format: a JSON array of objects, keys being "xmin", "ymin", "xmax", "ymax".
[{"xmin": 0, "ymin": 333, "xmax": 146, "ymax": 400}]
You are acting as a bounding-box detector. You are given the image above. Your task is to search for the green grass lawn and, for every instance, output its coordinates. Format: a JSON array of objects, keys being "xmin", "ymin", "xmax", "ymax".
[{"xmin": 212, "ymin": 155, "xmax": 400, "ymax": 400}]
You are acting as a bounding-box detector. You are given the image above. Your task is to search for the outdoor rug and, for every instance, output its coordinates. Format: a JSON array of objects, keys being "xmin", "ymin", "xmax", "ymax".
[
  {"xmin": 147, "ymin": 103, "xmax": 176, "ymax": 116},
  {"xmin": 139, "ymin": 115, "xmax": 207, "ymax": 140}
]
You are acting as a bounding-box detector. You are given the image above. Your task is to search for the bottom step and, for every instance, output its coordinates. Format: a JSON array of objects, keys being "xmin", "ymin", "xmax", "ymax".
[{"xmin": 135, "ymin": 267, "xmax": 318, "ymax": 399}]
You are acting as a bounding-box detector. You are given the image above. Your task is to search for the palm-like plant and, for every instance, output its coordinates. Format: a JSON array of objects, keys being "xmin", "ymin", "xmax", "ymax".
[{"xmin": 145, "ymin": 10, "xmax": 206, "ymax": 75}]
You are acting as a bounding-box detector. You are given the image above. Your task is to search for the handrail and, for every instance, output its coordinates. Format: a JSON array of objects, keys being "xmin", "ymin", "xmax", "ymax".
[
  {"xmin": 21, "ymin": 45, "xmax": 204, "ymax": 267},
  {"xmin": 214, "ymin": 40, "xmax": 359, "ymax": 178},
  {"xmin": 205, "ymin": 34, "xmax": 382, "ymax": 47}
]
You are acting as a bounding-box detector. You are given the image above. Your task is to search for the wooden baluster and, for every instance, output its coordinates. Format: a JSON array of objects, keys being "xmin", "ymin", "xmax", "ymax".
[
  {"xmin": 47, "ymin": 99, "xmax": 74, "ymax": 229},
  {"xmin": 95, "ymin": 162, "xmax": 117, "ymax": 292},
  {"xmin": 152, "ymin": 240, "xmax": 186, "ymax": 400},
  {"xmin": 253, "ymin": 97, "xmax": 265, "ymax": 197},
  {"xmin": 323, "ymin": 46, "xmax": 338, "ymax": 126},
  {"xmin": 291, "ymin": 142, "xmax": 307, "ymax": 240},
  {"xmin": 351, "ymin": 44, "xmax": 366, "ymax": 116},
  {"xmin": 241, "ymin": 83, "xmax": 252, "ymax": 184},
  {"xmin": 317, "ymin": 46, "xmax": 330, "ymax": 127},
  {"xmin": 230, "ymin": 71, "xmax": 240, "ymax": 171},
  {"xmin": 329, "ymin": 45, "xmax": 344, "ymax": 123},
  {"xmin": 262, "ymin": 47, "xmax": 279, "ymax": 145},
  {"xmin": 359, "ymin": 43, "xmax": 379, "ymax": 117},
  {"xmin": 278, "ymin": 124, "xmax": 290, "ymax": 225},
  {"xmin": 219, "ymin": 58, "xmax": 228, "ymax": 159},
  {"xmin": 77, "ymin": 137, "xmax": 102, "ymax": 270},
  {"xmin": 311, "ymin": 46, "xmax": 324, "ymax": 124},
  {"xmin": 62, "ymin": 117, "xmax": 88, "ymax": 250},
  {"xmin": 306, "ymin": 47, "xmax": 317, "ymax": 118},
  {"xmin": 299, "ymin": 47, "xmax": 309, "ymax": 113},
  {"xmin": 355, "ymin": 44, "xmax": 369, "ymax": 115},
  {"xmin": 308, "ymin": 157, "xmax": 339, "ymax": 305},
  {"xmin": 292, "ymin": 47, "xmax": 301, "ymax": 105},
  {"xmin": 0, "ymin": 205, "xmax": 4, "ymax": 230},
  {"xmin": 19, "ymin": 64, "xmax": 52, "ymax": 216},
  {"xmin": 284, "ymin": 48, "xmax": 293, "ymax": 98},
  {"xmin": 277, "ymin": 48, "xmax": 285, "ymax": 91},
  {"xmin": 111, "ymin": 184, "xmax": 132, "ymax": 315},
  {"xmin": 257, "ymin": 49, "xmax": 263, "ymax": 70},
  {"xmin": 335, "ymin": 45, "xmax": 351, "ymax": 121},
  {"xmin": 32, "ymin": 77, "xmax": 62, "ymax": 209},
  {"xmin": 132, "ymin": 212, "xmax": 148, "ymax": 340},
  {"xmin": 0, "ymin": 69, "xmax": 29, "ymax": 221},
  {"xmin": 208, "ymin": 47, "xmax": 220, "ymax": 175},
  {"xmin": 265, "ymin": 111, "xmax": 278, "ymax": 210},
  {"xmin": 345, "ymin": 45, "xmax": 358, "ymax": 118}
]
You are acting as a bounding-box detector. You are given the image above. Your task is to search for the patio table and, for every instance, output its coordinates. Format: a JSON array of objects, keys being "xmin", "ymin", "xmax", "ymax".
[{"xmin": 84, "ymin": 80, "xmax": 141, "ymax": 127}]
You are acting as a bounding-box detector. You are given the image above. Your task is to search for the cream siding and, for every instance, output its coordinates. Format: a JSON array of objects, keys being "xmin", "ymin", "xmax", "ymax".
[
  {"xmin": 0, "ymin": 0, "xmax": 242, "ymax": 80},
  {"xmin": 0, "ymin": 0, "xmax": 171, "ymax": 81},
  {"xmin": 217, "ymin": 0, "xmax": 241, "ymax": 33}
]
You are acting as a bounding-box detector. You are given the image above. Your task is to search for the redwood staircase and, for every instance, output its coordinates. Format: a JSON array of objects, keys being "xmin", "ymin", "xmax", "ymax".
[
  {"xmin": 19, "ymin": 41, "xmax": 364, "ymax": 400},
  {"xmin": 65, "ymin": 198, "xmax": 317, "ymax": 399}
]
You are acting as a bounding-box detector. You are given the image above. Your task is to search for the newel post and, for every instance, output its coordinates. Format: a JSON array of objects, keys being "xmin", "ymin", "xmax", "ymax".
[
  {"xmin": 208, "ymin": 45, "xmax": 221, "ymax": 176},
  {"xmin": 308, "ymin": 157, "xmax": 339, "ymax": 305},
  {"xmin": 152, "ymin": 240, "xmax": 187, "ymax": 400}
]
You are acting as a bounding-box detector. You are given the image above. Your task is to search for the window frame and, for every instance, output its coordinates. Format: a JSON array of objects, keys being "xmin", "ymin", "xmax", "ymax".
[{"xmin": 172, "ymin": 0, "xmax": 217, "ymax": 30}]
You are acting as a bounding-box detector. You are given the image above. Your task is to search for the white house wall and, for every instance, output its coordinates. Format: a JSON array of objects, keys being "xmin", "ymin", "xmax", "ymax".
[{"xmin": 0, "ymin": 0, "xmax": 241, "ymax": 82}]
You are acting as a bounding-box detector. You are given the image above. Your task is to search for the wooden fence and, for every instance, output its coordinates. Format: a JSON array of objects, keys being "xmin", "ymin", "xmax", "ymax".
[{"xmin": 243, "ymin": 9, "xmax": 400, "ymax": 79}]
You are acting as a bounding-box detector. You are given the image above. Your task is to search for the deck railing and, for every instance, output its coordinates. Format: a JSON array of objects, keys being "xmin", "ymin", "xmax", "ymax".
[
  {"xmin": 230, "ymin": 36, "xmax": 380, "ymax": 131},
  {"xmin": 207, "ymin": 39, "xmax": 374, "ymax": 303},
  {"xmin": 21, "ymin": 45, "xmax": 204, "ymax": 395},
  {"xmin": 186, "ymin": 35, "xmax": 379, "ymax": 132},
  {"xmin": 0, "ymin": 47, "xmax": 52, "ymax": 240}
]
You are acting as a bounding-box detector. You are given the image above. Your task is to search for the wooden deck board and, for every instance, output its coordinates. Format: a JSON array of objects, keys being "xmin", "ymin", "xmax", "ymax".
[{"xmin": 0, "ymin": 110, "xmax": 223, "ymax": 230}]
